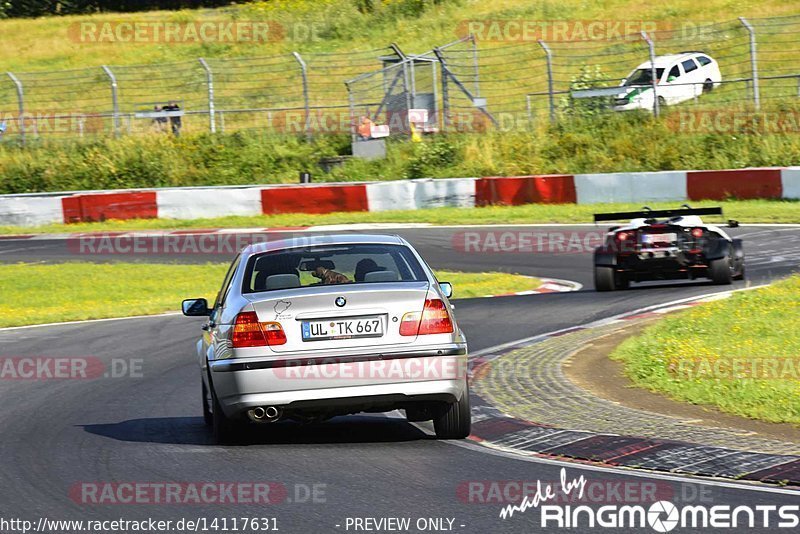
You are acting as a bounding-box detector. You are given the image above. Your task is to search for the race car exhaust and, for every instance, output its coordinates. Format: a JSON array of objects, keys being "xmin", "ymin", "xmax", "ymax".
[{"xmin": 248, "ymin": 406, "xmax": 282, "ymax": 423}]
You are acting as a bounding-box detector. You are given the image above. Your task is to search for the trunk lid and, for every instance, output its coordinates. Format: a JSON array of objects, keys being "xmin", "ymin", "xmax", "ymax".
[{"xmin": 248, "ymin": 282, "xmax": 430, "ymax": 353}]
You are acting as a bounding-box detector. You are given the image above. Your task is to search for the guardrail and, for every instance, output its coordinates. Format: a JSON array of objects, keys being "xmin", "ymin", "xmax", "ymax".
[{"xmin": 2, "ymin": 168, "xmax": 798, "ymax": 227}]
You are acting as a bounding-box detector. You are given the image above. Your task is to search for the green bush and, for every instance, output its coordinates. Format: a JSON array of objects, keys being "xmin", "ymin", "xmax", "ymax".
[{"xmin": 3, "ymin": 109, "xmax": 800, "ymax": 194}]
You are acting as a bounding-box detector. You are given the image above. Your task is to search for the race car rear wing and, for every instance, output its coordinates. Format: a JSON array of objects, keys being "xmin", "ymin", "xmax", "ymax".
[{"xmin": 593, "ymin": 206, "xmax": 723, "ymax": 223}]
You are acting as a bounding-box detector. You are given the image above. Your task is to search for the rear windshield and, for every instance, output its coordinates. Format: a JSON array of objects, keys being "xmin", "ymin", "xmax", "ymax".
[{"xmin": 242, "ymin": 243, "xmax": 428, "ymax": 293}]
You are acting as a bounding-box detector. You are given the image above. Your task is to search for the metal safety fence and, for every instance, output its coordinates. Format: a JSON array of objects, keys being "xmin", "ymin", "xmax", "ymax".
[{"xmin": 2, "ymin": 14, "xmax": 800, "ymax": 144}]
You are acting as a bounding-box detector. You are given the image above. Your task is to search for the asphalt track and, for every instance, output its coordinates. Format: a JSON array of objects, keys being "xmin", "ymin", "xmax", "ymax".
[{"xmin": 1, "ymin": 225, "xmax": 800, "ymax": 533}]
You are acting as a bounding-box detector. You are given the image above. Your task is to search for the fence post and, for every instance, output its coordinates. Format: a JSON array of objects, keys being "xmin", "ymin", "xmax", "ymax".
[
  {"xmin": 641, "ymin": 32, "xmax": 659, "ymax": 118},
  {"xmin": 434, "ymin": 49, "xmax": 450, "ymax": 131},
  {"xmin": 526, "ymin": 94, "xmax": 532, "ymax": 127},
  {"xmin": 431, "ymin": 60, "xmax": 439, "ymax": 130},
  {"xmin": 739, "ymin": 17, "xmax": 760, "ymax": 110},
  {"xmin": 198, "ymin": 58, "xmax": 216, "ymax": 134},
  {"xmin": 101, "ymin": 65, "xmax": 120, "ymax": 137},
  {"xmin": 292, "ymin": 52, "xmax": 312, "ymax": 141},
  {"xmin": 7, "ymin": 72, "xmax": 24, "ymax": 146},
  {"xmin": 401, "ymin": 60, "xmax": 413, "ymax": 137},
  {"xmin": 470, "ymin": 34, "xmax": 480, "ymax": 98},
  {"xmin": 345, "ymin": 81, "xmax": 357, "ymax": 144},
  {"xmin": 537, "ymin": 40, "xmax": 555, "ymax": 124}
]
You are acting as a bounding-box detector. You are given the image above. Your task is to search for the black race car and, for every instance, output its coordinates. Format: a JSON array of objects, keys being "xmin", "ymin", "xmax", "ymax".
[{"xmin": 593, "ymin": 206, "xmax": 745, "ymax": 291}]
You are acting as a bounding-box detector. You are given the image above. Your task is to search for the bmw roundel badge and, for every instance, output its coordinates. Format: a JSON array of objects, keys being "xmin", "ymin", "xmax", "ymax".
[{"xmin": 335, "ymin": 296, "xmax": 347, "ymax": 307}]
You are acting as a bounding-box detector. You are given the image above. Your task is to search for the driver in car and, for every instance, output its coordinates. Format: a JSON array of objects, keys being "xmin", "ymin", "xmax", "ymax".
[{"xmin": 312, "ymin": 265, "xmax": 351, "ymax": 285}]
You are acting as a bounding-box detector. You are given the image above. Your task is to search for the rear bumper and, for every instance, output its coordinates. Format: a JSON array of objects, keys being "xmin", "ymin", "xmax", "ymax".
[
  {"xmin": 614, "ymin": 255, "xmax": 708, "ymax": 280},
  {"xmin": 208, "ymin": 345, "xmax": 468, "ymax": 417},
  {"xmin": 220, "ymin": 379, "xmax": 467, "ymax": 418}
]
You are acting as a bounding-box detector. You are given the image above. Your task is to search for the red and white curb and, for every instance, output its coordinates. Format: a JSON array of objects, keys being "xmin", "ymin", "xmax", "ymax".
[
  {"xmin": 481, "ymin": 277, "xmax": 582, "ymax": 297},
  {"xmin": 463, "ymin": 283, "xmax": 800, "ymax": 488},
  {"xmin": 2, "ymin": 166, "xmax": 800, "ymax": 227}
]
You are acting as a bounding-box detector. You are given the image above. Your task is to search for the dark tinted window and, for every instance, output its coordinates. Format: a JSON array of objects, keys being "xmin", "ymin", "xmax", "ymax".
[
  {"xmin": 668, "ymin": 65, "xmax": 680, "ymax": 79},
  {"xmin": 681, "ymin": 59, "xmax": 698, "ymax": 73},
  {"xmin": 696, "ymin": 55, "xmax": 712, "ymax": 66},
  {"xmin": 624, "ymin": 68, "xmax": 664, "ymax": 86},
  {"xmin": 242, "ymin": 244, "xmax": 428, "ymax": 293}
]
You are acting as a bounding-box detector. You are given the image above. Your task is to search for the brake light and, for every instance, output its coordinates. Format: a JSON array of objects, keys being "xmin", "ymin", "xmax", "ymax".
[
  {"xmin": 231, "ymin": 312, "xmax": 286, "ymax": 347},
  {"xmin": 616, "ymin": 230, "xmax": 636, "ymax": 242},
  {"xmin": 613, "ymin": 230, "xmax": 636, "ymax": 253},
  {"xmin": 400, "ymin": 299, "xmax": 454, "ymax": 336},
  {"xmin": 691, "ymin": 227, "xmax": 704, "ymax": 238}
]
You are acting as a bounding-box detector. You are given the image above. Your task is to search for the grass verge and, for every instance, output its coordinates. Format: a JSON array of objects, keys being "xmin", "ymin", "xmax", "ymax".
[
  {"xmin": 0, "ymin": 263, "xmax": 539, "ymax": 328},
  {"xmin": 610, "ymin": 275, "xmax": 800, "ymax": 424},
  {"xmin": 2, "ymin": 199, "xmax": 798, "ymax": 235}
]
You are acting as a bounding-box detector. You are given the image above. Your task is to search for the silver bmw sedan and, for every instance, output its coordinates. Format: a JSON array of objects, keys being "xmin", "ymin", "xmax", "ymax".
[{"xmin": 182, "ymin": 234, "xmax": 470, "ymax": 444}]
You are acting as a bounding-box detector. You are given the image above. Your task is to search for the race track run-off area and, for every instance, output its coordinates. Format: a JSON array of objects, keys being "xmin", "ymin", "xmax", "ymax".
[{"xmin": 1, "ymin": 224, "xmax": 800, "ymax": 533}]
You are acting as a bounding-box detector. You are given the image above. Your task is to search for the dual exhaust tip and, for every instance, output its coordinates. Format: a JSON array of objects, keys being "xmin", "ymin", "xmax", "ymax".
[{"xmin": 249, "ymin": 405, "xmax": 282, "ymax": 423}]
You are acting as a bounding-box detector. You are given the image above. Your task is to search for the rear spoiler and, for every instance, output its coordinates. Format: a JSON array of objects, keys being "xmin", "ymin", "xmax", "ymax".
[{"xmin": 593, "ymin": 206, "xmax": 723, "ymax": 223}]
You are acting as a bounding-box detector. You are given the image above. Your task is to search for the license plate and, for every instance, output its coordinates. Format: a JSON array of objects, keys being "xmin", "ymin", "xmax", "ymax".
[
  {"xmin": 301, "ymin": 316, "xmax": 384, "ymax": 341},
  {"xmin": 642, "ymin": 233, "xmax": 676, "ymax": 244}
]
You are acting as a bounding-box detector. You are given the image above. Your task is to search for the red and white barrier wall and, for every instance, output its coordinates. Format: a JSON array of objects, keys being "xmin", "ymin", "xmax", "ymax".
[{"xmin": 2, "ymin": 167, "xmax": 799, "ymax": 227}]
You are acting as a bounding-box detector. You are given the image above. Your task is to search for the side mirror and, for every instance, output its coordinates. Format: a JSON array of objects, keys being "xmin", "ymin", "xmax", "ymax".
[
  {"xmin": 439, "ymin": 282, "xmax": 453, "ymax": 299},
  {"xmin": 728, "ymin": 219, "xmax": 740, "ymax": 228},
  {"xmin": 182, "ymin": 298, "xmax": 211, "ymax": 316}
]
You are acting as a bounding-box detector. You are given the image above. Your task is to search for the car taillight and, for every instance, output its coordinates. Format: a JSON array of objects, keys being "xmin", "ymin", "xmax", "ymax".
[
  {"xmin": 399, "ymin": 311, "xmax": 421, "ymax": 336},
  {"xmin": 400, "ymin": 299, "xmax": 454, "ymax": 336},
  {"xmin": 691, "ymin": 227, "xmax": 704, "ymax": 238},
  {"xmin": 262, "ymin": 322, "xmax": 287, "ymax": 345},
  {"xmin": 419, "ymin": 299, "xmax": 455, "ymax": 335},
  {"xmin": 613, "ymin": 230, "xmax": 636, "ymax": 253},
  {"xmin": 616, "ymin": 230, "xmax": 634, "ymax": 242},
  {"xmin": 231, "ymin": 312, "xmax": 286, "ymax": 347}
]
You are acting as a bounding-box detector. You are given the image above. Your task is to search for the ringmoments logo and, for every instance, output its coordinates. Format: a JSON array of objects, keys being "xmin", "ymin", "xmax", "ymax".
[{"xmin": 499, "ymin": 468, "xmax": 800, "ymax": 530}]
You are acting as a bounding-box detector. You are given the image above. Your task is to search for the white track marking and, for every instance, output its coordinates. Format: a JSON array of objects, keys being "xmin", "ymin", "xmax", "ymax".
[
  {"xmin": 0, "ymin": 244, "xmax": 53, "ymax": 254},
  {"xmin": 443, "ymin": 438, "xmax": 800, "ymax": 496},
  {"xmin": 0, "ymin": 312, "xmax": 182, "ymax": 332},
  {"xmin": 469, "ymin": 284, "xmax": 767, "ymax": 358}
]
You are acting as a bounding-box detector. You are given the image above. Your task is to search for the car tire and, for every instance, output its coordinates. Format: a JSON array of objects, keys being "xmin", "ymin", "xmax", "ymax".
[
  {"xmin": 709, "ymin": 256, "xmax": 733, "ymax": 285},
  {"xmin": 210, "ymin": 384, "xmax": 238, "ymax": 445},
  {"xmin": 595, "ymin": 266, "xmax": 616, "ymax": 292},
  {"xmin": 733, "ymin": 264, "xmax": 746, "ymax": 281},
  {"xmin": 703, "ymin": 79, "xmax": 714, "ymax": 94},
  {"xmin": 202, "ymin": 381, "xmax": 212, "ymax": 427},
  {"xmin": 433, "ymin": 384, "xmax": 471, "ymax": 439}
]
